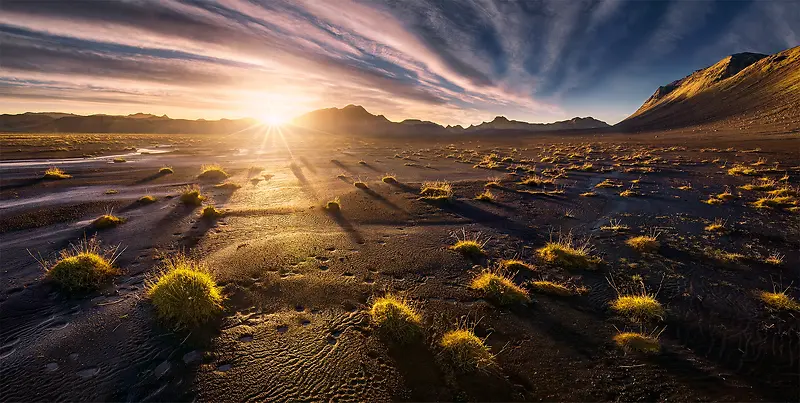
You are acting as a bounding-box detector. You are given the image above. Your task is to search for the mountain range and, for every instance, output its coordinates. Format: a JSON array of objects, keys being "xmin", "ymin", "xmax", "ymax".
[
  {"xmin": 1, "ymin": 45, "xmax": 797, "ymax": 135},
  {"xmin": 618, "ymin": 45, "xmax": 800, "ymax": 131}
]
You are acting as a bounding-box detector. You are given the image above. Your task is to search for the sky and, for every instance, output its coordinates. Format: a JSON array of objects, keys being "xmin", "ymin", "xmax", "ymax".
[{"xmin": 1, "ymin": 0, "xmax": 798, "ymax": 126}]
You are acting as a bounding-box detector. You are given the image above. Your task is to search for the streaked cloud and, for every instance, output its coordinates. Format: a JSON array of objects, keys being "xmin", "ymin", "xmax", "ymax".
[{"xmin": 1, "ymin": 0, "xmax": 797, "ymax": 125}]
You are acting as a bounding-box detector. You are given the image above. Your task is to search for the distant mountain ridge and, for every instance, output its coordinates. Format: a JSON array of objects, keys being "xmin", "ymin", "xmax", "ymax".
[
  {"xmin": 0, "ymin": 112, "xmax": 256, "ymax": 134},
  {"xmin": 291, "ymin": 104, "xmax": 609, "ymax": 135},
  {"xmin": 618, "ymin": 45, "xmax": 800, "ymax": 131},
  {"xmin": 1, "ymin": 105, "xmax": 609, "ymax": 135}
]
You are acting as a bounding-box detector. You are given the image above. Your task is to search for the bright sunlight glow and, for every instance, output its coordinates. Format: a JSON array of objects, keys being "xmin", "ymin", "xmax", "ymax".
[{"xmin": 258, "ymin": 113, "xmax": 288, "ymax": 126}]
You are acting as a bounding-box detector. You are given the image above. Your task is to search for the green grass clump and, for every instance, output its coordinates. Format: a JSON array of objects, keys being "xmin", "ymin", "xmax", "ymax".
[
  {"xmin": 470, "ymin": 269, "xmax": 529, "ymax": 305},
  {"xmin": 536, "ymin": 235, "xmax": 596, "ymax": 269},
  {"xmin": 625, "ymin": 235, "xmax": 659, "ymax": 253},
  {"xmin": 759, "ymin": 290, "xmax": 800, "ymax": 311},
  {"xmin": 369, "ymin": 294, "xmax": 422, "ymax": 342},
  {"xmin": 440, "ymin": 329, "xmax": 494, "ymax": 371},
  {"xmin": 200, "ymin": 205, "xmax": 224, "ymax": 219},
  {"xmin": 530, "ymin": 280, "xmax": 573, "ymax": 296},
  {"xmin": 159, "ymin": 166, "xmax": 174, "ymax": 175},
  {"xmin": 613, "ymin": 332, "xmax": 660, "ymax": 353},
  {"xmin": 138, "ymin": 195, "xmax": 157, "ymax": 204},
  {"xmin": 419, "ymin": 181, "xmax": 453, "ymax": 201},
  {"xmin": 180, "ymin": 185, "xmax": 205, "ymax": 205},
  {"xmin": 43, "ymin": 237, "xmax": 119, "ymax": 292},
  {"xmin": 92, "ymin": 214, "xmax": 125, "ymax": 229},
  {"xmin": 610, "ymin": 294, "xmax": 664, "ymax": 321},
  {"xmin": 43, "ymin": 167, "xmax": 71, "ymax": 179},
  {"xmin": 146, "ymin": 255, "xmax": 223, "ymax": 327},
  {"xmin": 198, "ymin": 164, "xmax": 228, "ymax": 181}
]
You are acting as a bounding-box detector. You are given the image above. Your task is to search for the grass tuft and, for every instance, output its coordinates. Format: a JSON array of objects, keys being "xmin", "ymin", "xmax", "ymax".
[
  {"xmin": 451, "ymin": 240, "xmax": 485, "ymax": 257},
  {"xmin": 470, "ymin": 269, "xmax": 530, "ymax": 305},
  {"xmin": 613, "ymin": 332, "xmax": 660, "ymax": 353},
  {"xmin": 727, "ymin": 165, "xmax": 757, "ymax": 176},
  {"xmin": 759, "ymin": 289, "xmax": 800, "ymax": 311},
  {"xmin": 704, "ymin": 218, "xmax": 726, "ymax": 232},
  {"xmin": 200, "ymin": 205, "xmax": 224, "ymax": 219},
  {"xmin": 440, "ymin": 328, "xmax": 494, "ymax": 371},
  {"xmin": 198, "ymin": 164, "xmax": 228, "ymax": 181},
  {"xmin": 529, "ymin": 280, "xmax": 573, "ymax": 296},
  {"xmin": 625, "ymin": 234, "xmax": 660, "ymax": 253},
  {"xmin": 420, "ymin": 181, "xmax": 454, "ymax": 201},
  {"xmin": 159, "ymin": 166, "xmax": 174, "ymax": 175},
  {"xmin": 179, "ymin": 185, "xmax": 205, "ymax": 205},
  {"xmin": 146, "ymin": 255, "xmax": 224, "ymax": 327},
  {"xmin": 138, "ymin": 195, "xmax": 157, "ymax": 204},
  {"xmin": 610, "ymin": 293, "xmax": 664, "ymax": 322},
  {"xmin": 43, "ymin": 167, "xmax": 71, "ymax": 179},
  {"xmin": 41, "ymin": 237, "xmax": 120, "ymax": 292},
  {"xmin": 369, "ymin": 294, "xmax": 422, "ymax": 342},
  {"xmin": 500, "ymin": 259, "xmax": 533, "ymax": 271},
  {"xmin": 474, "ymin": 189, "xmax": 495, "ymax": 202},
  {"xmin": 325, "ymin": 198, "xmax": 341, "ymax": 212},
  {"xmin": 536, "ymin": 233, "xmax": 597, "ymax": 269},
  {"xmin": 382, "ymin": 174, "xmax": 397, "ymax": 184},
  {"xmin": 354, "ymin": 181, "xmax": 369, "ymax": 189},
  {"xmin": 92, "ymin": 214, "xmax": 125, "ymax": 229}
]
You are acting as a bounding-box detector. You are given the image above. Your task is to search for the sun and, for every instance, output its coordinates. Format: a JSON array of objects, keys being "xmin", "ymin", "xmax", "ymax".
[{"xmin": 257, "ymin": 113, "xmax": 287, "ymax": 127}]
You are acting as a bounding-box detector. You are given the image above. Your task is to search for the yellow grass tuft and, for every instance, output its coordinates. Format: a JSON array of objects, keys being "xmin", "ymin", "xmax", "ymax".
[
  {"xmin": 325, "ymin": 198, "xmax": 341, "ymax": 212},
  {"xmin": 159, "ymin": 166, "xmax": 174, "ymax": 175},
  {"xmin": 42, "ymin": 237, "xmax": 120, "ymax": 292},
  {"xmin": 470, "ymin": 269, "xmax": 529, "ymax": 305},
  {"xmin": 43, "ymin": 167, "xmax": 71, "ymax": 179},
  {"xmin": 613, "ymin": 332, "xmax": 660, "ymax": 353},
  {"xmin": 537, "ymin": 234, "xmax": 597, "ymax": 269},
  {"xmin": 625, "ymin": 235, "xmax": 659, "ymax": 253},
  {"xmin": 451, "ymin": 240, "xmax": 485, "ymax": 257},
  {"xmin": 759, "ymin": 290, "xmax": 800, "ymax": 311},
  {"xmin": 382, "ymin": 174, "xmax": 397, "ymax": 184},
  {"xmin": 200, "ymin": 205, "xmax": 224, "ymax": 219},
  {"xmin": 440, "ymin": 329, "xmax": 494, "ymax": 370},
  {"xmin": 146, "ymin": 255, "xmax": 224, "ymax": 327},
  {"xmin": 179, "ymin": 185, "xmax": 205, "ymax": 205},
  {"xmin": 198, "ymin": 164, "xmax": 228, "ymax": 181},
  {"xmin": 595, "ymin": 179, "xmax": 621, "ymax": 188},
  {"xmin": 704, "ymin": 218, "xmax": 726, "ymax": 232},
  {"xmin": 727, "ymin": 165, "xmax": 757, "ymax": 176},
  {"xmin": 500, "ymin": 259, "xmax": 533, "ymax": 271},
  {"xmin": 138, "ymin": 195, "xmax": 157, "ymax": 204},
  {"xmin": 420, "ymin": 181, "xmax": 454, "ymax": 201},
  {"xmin": 369, "ymin": 294, "xmax": 422, "ymax": 342},
  {"xmin": 521, "ymin": 175, "xmax": 554, "ymax": 187},
  {"xmin": 354, "ymin": 181, "xmax": 369, "ymax": 189},
  {"xmin": 611, "ymin": 294, "xmax": 664, "ymax": 321},
  {"xmin": 529, "ymin": 280, "xmax": 573, "ymax": 296},
  {"xmin": 474, "ymin": 189, "xmax": 495, "ymax": 202},
  {"xmin": 92, "ymin": 214, "xmax": 125, "ymax": 229}
]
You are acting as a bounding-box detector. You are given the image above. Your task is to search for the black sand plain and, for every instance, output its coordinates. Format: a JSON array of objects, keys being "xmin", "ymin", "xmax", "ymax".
[{"xmin": 1, "ymin": 128, "xmax": 798, "ymax": 402}]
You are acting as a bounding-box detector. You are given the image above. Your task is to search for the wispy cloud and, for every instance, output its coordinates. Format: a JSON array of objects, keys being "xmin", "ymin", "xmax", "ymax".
[{"xmin": 0, "ymin": 0, "xmax": 797, "ymax": 125}]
